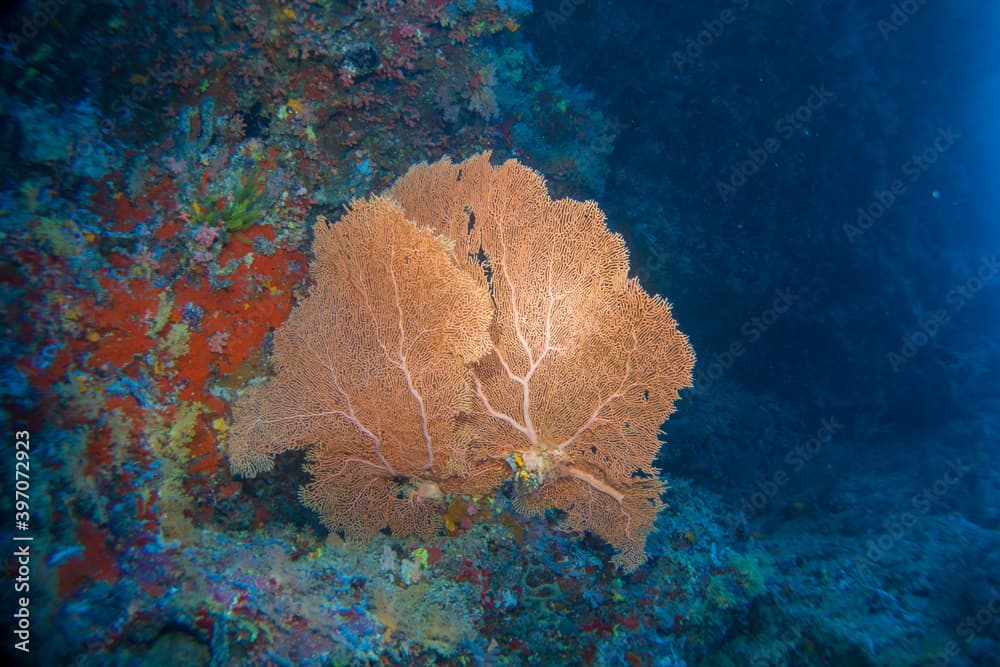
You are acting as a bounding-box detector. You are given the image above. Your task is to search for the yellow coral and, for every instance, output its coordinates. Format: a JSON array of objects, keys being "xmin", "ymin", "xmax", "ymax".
[
  {"xmin": 147, "ymin": 292, "xmax": 173, "ymax": 337},
  {"xmin": 36, "ymin": 217, "xmax": 80, "ymax": 257},
  {"xmin": 147, "ymin": 401, "xmax": 204, "ymax": 542},
  {"xmin": 161, "ymin": 323, "xmax": 190, "ymax": 358}
]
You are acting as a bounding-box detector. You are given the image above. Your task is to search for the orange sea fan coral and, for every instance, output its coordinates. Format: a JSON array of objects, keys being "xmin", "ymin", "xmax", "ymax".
[
  {"xmin": 228, "ymin": 197, "xmax": 500, "ymax": 540},
  {"xmin": 390, "ymin": 153, "xmax": 695, "ymax": 571},
  {"xmin": 229, "ymin": 153, "xmax": 694, "ymax": 571}
]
